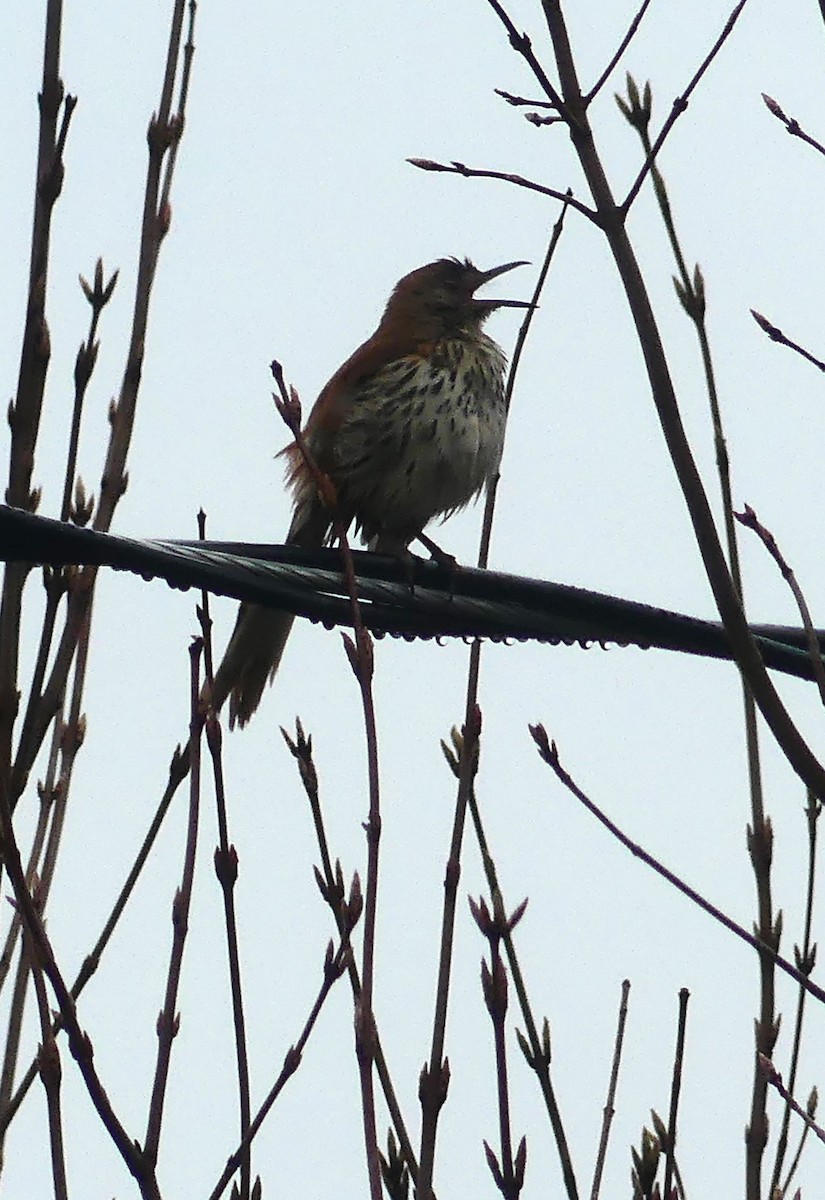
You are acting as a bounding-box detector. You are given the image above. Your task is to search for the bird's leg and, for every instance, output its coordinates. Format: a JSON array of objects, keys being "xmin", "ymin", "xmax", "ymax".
[
  {"xmin": 415, "ymin": 531, "xmax": 458, "ymax": 570},
  {"xmin": 398, "ymin": 545, "xmax": 418, "ymax": 592},
  {"xmin": 414, "ymin": 532, "xmax": 459, "ymax": 599}
]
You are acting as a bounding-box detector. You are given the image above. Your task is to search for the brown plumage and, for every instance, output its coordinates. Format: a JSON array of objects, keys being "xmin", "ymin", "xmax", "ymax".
[{"xmin": 210, "ymin": 257, "xmax": 528, "ymax": 727}]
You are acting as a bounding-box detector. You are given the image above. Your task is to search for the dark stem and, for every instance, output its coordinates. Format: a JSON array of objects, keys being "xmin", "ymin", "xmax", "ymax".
[
  {"xmin": 0, "ymin": 773, "xmax": 155, "ymax": 1194},
  {"xmin": 0, "ymin": 744, "xmax": 189, "ymax": 1136},
  {"xmin": 205, "ymin": 940, "xmax": 350, "ymax": 1200},
  {"xmin": 27, "ymin": 919, "xmax": 69, "ymax": 1200},
  {"xmin": 530, "ymin": 726, "xmax": 825, "ymax": 1005},
  {"xmin": 282, "ymin": 722, "xmax": 420, "ymax": 1186},
  {"xmin": 768, "ymin": 792, "xmax": 820, "ymax": 1196},
  {"xmin": 590, "ymin": 979, "xmax": 630, "ymax": 1200},
  {"xmin": 585, "ymin": 0, "xmax": 653, "ymax": 103},
  {"xmin": 198, "ymin": 510, "xmax": 252, "ymax": 1200},
  {"xmin": 662, "ymin": 989, "xmax": 690, "ymax": 1200},
  {"xmin": 143, "ymin": 640, "xmax": 203, "ymax": 1167},
  {"xmin": 271, "ymin": 366, "xmax": 383, "ymax": 1200},
  {"xmin": 463, "ymin": 775, "xmax": 578, "ymax": 1199},
  {"xmin": 536, "ymin": 0, "xmax": 825, "ymax": 803},
  {"xmin": 0, "ymin": 0, "xmax": 73, "ymax": 802},
  {"xmin": 620, "ymin": 0, "xmax": 752, "ymax": 213}
]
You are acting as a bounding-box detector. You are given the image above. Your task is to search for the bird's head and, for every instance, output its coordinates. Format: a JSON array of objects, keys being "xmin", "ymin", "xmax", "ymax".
[{"xmin": 381, "ymin": 257, "xmax": 530, "ymax": 337}]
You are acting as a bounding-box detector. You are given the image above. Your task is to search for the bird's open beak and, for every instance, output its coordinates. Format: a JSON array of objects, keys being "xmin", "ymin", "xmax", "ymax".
[{"xmin": 472, "ymin": 260, "xmax": 533, "ymax": 309}]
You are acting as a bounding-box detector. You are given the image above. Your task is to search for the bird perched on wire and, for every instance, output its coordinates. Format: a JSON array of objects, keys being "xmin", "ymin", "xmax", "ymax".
[{"xmin": 210, "ymin": 256, "xmax": 530, "ymax": 727}]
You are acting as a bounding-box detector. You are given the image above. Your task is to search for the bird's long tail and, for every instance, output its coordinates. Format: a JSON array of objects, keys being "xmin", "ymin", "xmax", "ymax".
[
  {"xmin": 209, "ymin": 500, "xmax": 327, "ymax": 728},
  {"xmin": 210, "ymin": 605, "xmax": 295, "ymax": 729}
]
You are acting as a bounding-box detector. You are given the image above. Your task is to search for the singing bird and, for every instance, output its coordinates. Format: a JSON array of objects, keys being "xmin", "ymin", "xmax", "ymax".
[{"xmin": 210, "ymin": 256, "xmax": 529, "ymax": 727}]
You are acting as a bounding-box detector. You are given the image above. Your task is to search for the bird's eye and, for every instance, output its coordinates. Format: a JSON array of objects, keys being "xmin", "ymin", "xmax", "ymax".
[{"xmin": 430, "ymin": 292, "xmax": 457, "ymax": 313}]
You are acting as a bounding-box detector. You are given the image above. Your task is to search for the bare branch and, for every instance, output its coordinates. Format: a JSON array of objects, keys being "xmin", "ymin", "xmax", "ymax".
[
  {"xmin": 751, "ymin": 309, "xmax": 825, "ymax": 374},
  {"xmin": 407, "ymin": 158, "xmax": 596, "ymax": 221},
  {"xmin": 590, "ymin": 980, "xmax": 630, "ymax": 1200},
  {"xmin": 760, "ymin": 1057, "xmax": 825, "ymax": 1146},
  {"xmin": 529, "ymin": 726, "xmax": 825, "ymax": 1006},
  {"xmin": 622, "ymin": 0, "xmax": 752, "ymax": 214},
  {"xmin": 734, "ymin": 505, "xmax": 825, "ymax": 705},
  {"xmin": 586, "ymin": 0, "xmax": 654, "ymax": 104},
  {"xmin": 762, "ymin": 92, "xmax": 825, "ymax": 159},
  {"xmin": 483, "ymin": 0, "xmax": 564, "ymax": 110}
]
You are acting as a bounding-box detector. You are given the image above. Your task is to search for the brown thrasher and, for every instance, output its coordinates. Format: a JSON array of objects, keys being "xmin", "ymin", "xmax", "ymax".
[{"xmin": 210, "ymin": 256, "xmax": 529, "ymax": 727}]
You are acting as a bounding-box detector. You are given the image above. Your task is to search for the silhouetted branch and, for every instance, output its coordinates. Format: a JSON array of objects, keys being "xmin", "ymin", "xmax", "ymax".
[
  {"xmin": 751, "ymin": 309, "xmax": 825, "ymax": 374},
  {"xmin": 206, "ymin": 936, "xmax": 353, "ymax": 1200},
  {"xmin": 759, "ymin": 1056, "xmax": 825, "ymax": 1146},
  {"xmin": 407, "ymin": 159, "xmax": 596, "ymax": 221},
  {"xmin": 143, "ymin": 639, "xmax": 204, "ymax": 1167},
  {"xmin": 622, "ymin": 0, "xmax": 752, "ymax": 213},
  {"xmin": 585, "ymin": 0, "xmax": 654, "ymax": 103},
  {"xmin": 483, "ymin": 0, "xmax": 563, "ymax": 109},
  {"xmin": 590, "ymin": 980, "xmax": 630, "ymax": 1200},
  {"xmin": 762, "ymin": 93, "xmax": 825, "ymax": 159},
  {"xmin": 494, "ymin": 87, "xmax": 553, "ymax": 109},
  {"xmin": 735, "ymin": 504, "xmax": 825, "ymax": 704},
  {"xmin": 661, "ymin": 989, "xmax": 690, "ymax": 1200},
  {"xmin": 529, "ymin": 726, "xmax": 825, "ymax": 1007}
]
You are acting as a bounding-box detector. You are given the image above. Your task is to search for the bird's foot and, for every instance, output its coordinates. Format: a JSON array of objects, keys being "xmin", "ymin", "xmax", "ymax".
[
  {"xmin": 414, "ymin": 532, "xmax": 459, "ymax": 599},
  {"xmin": 416, "ymin": 531, "xmax": 458, "ymax": 571}
]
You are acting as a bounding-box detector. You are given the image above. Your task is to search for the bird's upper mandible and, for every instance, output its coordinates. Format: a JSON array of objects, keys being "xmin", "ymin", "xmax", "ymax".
[{"xmin": 381, "ymin": 257, "xmax": 531, "ymax": 339}]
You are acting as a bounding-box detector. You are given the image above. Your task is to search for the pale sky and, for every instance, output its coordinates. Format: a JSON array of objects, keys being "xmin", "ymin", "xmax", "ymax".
[{"xmin": 3, "ymin": 3, "xmax": 825, "ymax": 1198}]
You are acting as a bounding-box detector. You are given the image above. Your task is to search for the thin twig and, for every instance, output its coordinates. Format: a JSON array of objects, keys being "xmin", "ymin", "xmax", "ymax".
[
  {"xmin": 621, "ymin": 0, "xmax": 751, "ymax": 214},
  {"xmin": 494, "ymin": 88, "xmax": 553, "ymax": 110},
  {"xmin": 480, "ymin": 199, "xmax": 570, "ymax": 568},
  {"xmin": 0, "ymin": 742, "xmax": 191, "ymax": 1136},
  {"xmin": 769, "ymin": 792, "xmax": 821, "ymax": 1197},
  {"xmin": 590, "ymin": 980, "xmax": 630, "ymax": 1200},
  {"xmin": 282, "ymin": 721, "xmax": 421, "ymax": 1188},
  {"xmin": 199, "ymin": 510, "xmax": 252, "ymax": 1200},
  {"xmin": 27, "ymin": 908, "xmax": 69, "ymax": 1200},
  {"xmin": 733, "ymin": 502, "xmax": 821, "ymax": 1195},
  {"xmin": 759, "ymin": 1056, "xmax": 825, "ymax": 1145},
  {"xmin": 271, "ymin": 364, "xmax": 383, "ymax": 1200},
  {"xmin": 585, "ymin": 0, "xmax": 654, "ymax": 104},
  {"xmin": 407, "ymin": 159, "xmax": 596, "ymax": 222},
  {"xmin": 442, "ymin": 725, "xmax": 578, "ymax": 1200},
  {"xmin": 483, "ymin": 0, "xmax": 564, "ymax": 110},
  {"xmin": 158, "ymin": 0, "xmax": 197, "ymax": 216},
  {"xmin": 62, "ymin": 260, "xmax": 119, "ymax": 521},
  {"xmin": 206, "ymin": 937, "xmax": 352, "ymax": 1200},
  {"xmin": 143, "ymin": 638, "xmax": 203, "ymax": 1168},
  {"xmin": 486, "ymin": 219, "xmax": 579, "ymax": 1200},
  {"xmin": 471, "ymin": 895, "xmax": 528, "ymax": 1200},
  {"xmin": 0, "ymin": 0, "xmax": 75, "ymax": 797},
  {"xmin": 751, "ymin": 309, "xmax": 825, "ymax": 374},
  {"xmin": 0, "ymin": 773, "xmax": 155, "ymax": 1194},
  {"xmin": 779, "ymin": 1114, "xmax": 813, "ymax": 1200},
  {"xmin": 417, "ymin": 701, "xmax": 480, "ymax": 1200},
  {"xmin": 762, "ymin": 92, "xmax": 825, "ymax": 159},
  {"xmin": 661, "ymin": 989, "xmax": 689, "ymax": 1200},
  {"xmin": 529, "ymin": 726, "xmax": 825, "ymax": 1006},
  {"xmin": 735, "ymin": 505, "xmax": 825, "ymax": 705}
]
